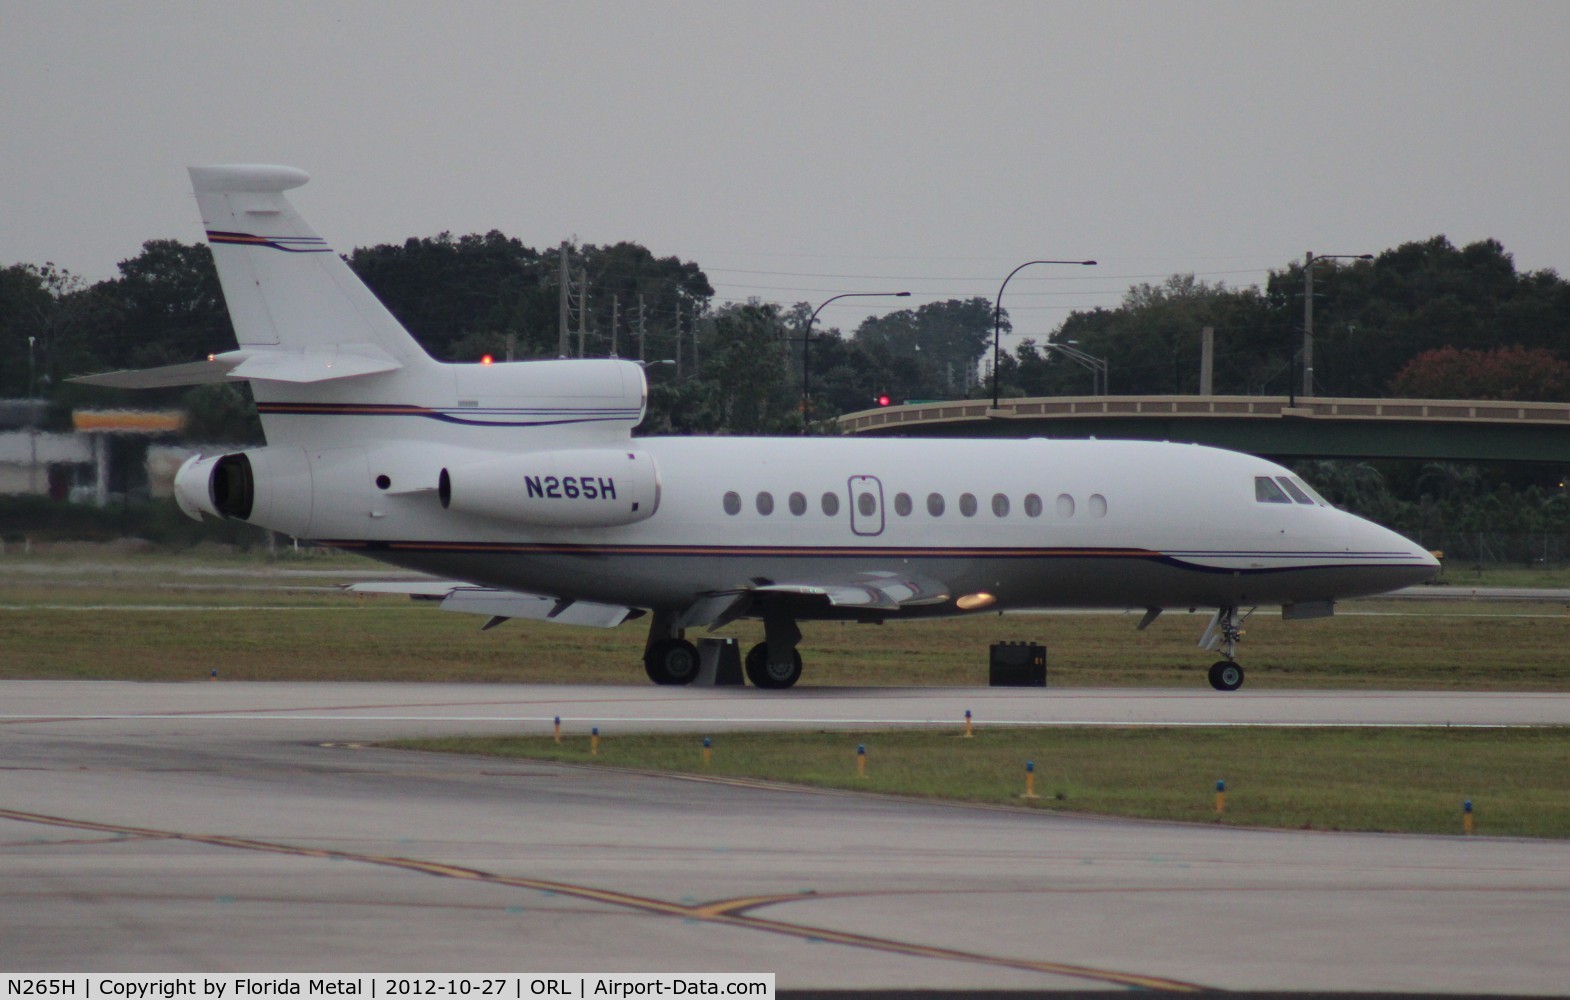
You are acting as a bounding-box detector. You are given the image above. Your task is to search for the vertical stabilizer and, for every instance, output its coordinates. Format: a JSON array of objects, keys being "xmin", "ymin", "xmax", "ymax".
[{"xmin": 188, "ymin": 165, "xmax": 434, "ymax": 370}]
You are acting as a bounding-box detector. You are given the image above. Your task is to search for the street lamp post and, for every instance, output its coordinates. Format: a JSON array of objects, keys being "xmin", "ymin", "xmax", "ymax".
[
  {"xmin": 1298, "ymin": 250, "xmax": 1373, "ymax": 402},
  {"xmin": 993, "ymin": 259, "xmax": 1096, "ymax": 409},
  {"xmin": 801, "ymin": 291, "xmax": 910, "ymax": 435},
  {"xmin": 1042, "ymin": 340, "xmax": 1108, "ymax": 395}
]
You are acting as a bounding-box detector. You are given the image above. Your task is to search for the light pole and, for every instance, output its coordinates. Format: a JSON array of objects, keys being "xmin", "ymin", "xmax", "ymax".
[
  {"xmin": 993, "ymin": 259, "xmax": 1096, "ymax": 409},
  {"xmin": 1042, "ymin": 340, "xmax": 1108, "ymax": 395},
  {"xmin": 1299, "ymin": 251, "xmax": 1373, "ymax": 402},
  {"xmin": 801, "ymin": 291, "xmax": 910, "ymax": 435},
  {"xmin": 27, "ymin": 335, "xmax": 37, "ymax": 398}
]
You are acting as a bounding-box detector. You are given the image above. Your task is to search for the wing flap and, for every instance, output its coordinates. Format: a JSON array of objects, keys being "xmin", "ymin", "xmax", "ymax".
[
  {"xmin": 675, "ymin": 572, "xmax": 953, "ymax": 630},
  {"xmin": 347, "ymin": 581, "xmax": 634, "ymax": 628}
]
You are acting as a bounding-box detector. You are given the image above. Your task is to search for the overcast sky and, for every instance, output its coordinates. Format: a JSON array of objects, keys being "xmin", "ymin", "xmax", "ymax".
[{"xmin": 4, "ymin": 1, "xmax": 1568, "ymax": 342}]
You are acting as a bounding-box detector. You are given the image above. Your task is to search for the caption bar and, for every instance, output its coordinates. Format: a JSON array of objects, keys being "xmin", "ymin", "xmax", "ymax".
[{"xmin": 5, "ymin": 978, "xmax": 773, "ymax": 1000}]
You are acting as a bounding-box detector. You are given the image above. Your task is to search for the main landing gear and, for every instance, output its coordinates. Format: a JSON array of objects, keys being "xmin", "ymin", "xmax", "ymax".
[
  {"xmin": 643, "ymin": 611, "xmax": 701, "ymax": 685},
  {"xmin": 642, "ymin": 604, "xmax": 805, "ymax": 689},
  {"xmin": 744, "ymin": 604, "xmax": 803, "ymax": 689},
  {"xmin": 1199, "ymin": 606, "xmax": 1252, "ymax": 692}
]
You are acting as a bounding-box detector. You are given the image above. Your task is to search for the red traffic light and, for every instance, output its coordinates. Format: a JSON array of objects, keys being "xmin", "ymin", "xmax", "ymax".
[{"xmin": 875, "ymin": 394, "xmax": 892, "ymax": 407}]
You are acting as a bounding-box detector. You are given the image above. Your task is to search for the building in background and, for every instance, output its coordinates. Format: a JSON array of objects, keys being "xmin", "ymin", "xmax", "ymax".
[{"xmin": 0, "ymin": 401, "xmax": 186, "ymax": 505}]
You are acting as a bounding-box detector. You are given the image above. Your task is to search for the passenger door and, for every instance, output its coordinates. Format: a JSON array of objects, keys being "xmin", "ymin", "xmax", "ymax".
[{"xmin": 848, "ymin": 475, "xmax": 885, "ymax": 537}]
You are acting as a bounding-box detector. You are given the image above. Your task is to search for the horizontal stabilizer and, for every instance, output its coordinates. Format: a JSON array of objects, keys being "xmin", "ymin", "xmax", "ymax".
[
  {"xmin": 72, "ymin": 347, "xmax": 403, "ymax": 389},
  {"xmin": 230, "ymin": 348, "xmax": 402, "ymax": 383},
  {"xmin": 347, "ymin": 581, "xmax": 635, "ymax": 629},
  {"xmin": 70, "ymin": 357, "xmax": 241, "ymax": 389}
]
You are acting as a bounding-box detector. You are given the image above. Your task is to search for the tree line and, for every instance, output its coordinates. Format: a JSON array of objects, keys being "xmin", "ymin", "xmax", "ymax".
[
  {"xmin": 994, "ymin": 237, "xmax": 1570, "ymax": 401},
  {"xmin": 10, "ymin": 229, "xmax": 1570, "ymax": 554},
  {"xmin": 7, "ymin": 231, "xmax": 1570, "ymax": 439}
]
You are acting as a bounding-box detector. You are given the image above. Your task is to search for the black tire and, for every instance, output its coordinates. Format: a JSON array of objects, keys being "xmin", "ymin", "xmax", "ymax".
[
  {"xmin": 1208, "ymin": 660, "xmax": 1244, "ymax": 692},
  {"xmin": 744, "ymin": 642, "xmax": 803, "ymax": 689},
  {"xmin": 644, "ymin": 638, "xmax": 701, "ymax": 685}
]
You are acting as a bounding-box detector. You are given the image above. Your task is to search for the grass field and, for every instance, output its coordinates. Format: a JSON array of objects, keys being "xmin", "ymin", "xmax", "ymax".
[
  {"xmin": 4, "ymin": 546, "xmax": 1570, "ymax": 687},
  {"xmin": 8, "ymin": 546, "xmax": 1568, "ymax": 840},
  {"xmin": 395, "ymin": 726, "xmax": 1570, "ymax": 838}
]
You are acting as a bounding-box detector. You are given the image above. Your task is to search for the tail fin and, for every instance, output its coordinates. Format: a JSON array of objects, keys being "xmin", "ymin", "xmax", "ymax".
[
  {"xmin": 77, "ymin": 166, "xmax": 648, "ymax": 452},
  {"xmin": 189, "ymin": 165, "xmax": 434, "ymax": 370}
]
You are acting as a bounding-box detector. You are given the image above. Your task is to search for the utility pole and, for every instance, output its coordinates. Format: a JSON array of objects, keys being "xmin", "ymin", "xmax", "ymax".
[
  {"xmin": 1200, "ymin": 326, "xmax": 1214, "ymax": 396},
  {"xmin": 1302, "ymin": 252, "xmax": 1315, "ymax": 398},
  {"xmin": 609, "ymin": 295, "xmax": 619, "ymax": 358},
  {"xmin": 637, "ymin": 294, "xmax": 646, "ymax": 363},
  {"xmin": 577, "ymin": 269, "xmax": 588, "ymax": 358},
  {"xmin": 673, "ymin": 300, "xmax": 683, "ymax": 376},
  {"xmin": 1300, "ymin": 251, "xmax": 1373, "ymax": 401},
  {"xmin": 557, "ymin": 242, "xmax": 570, "ymax": 358}
]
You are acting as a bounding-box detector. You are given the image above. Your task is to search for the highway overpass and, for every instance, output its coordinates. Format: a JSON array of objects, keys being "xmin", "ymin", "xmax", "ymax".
[{"xmin": 838, "ymin": 395, "xmax": 1570, "ymax": 464}]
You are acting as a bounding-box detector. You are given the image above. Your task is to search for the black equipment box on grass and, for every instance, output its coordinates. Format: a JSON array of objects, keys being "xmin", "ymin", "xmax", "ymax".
[{"xmin": 989, "ymin": 641, "xmax": 1046, "ymax": 687}]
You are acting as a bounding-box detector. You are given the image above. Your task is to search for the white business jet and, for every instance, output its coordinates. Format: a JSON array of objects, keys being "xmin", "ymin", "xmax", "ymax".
[{"xmin": 77, "ymin": 166, "xmax": 1438, "ymax": 691}]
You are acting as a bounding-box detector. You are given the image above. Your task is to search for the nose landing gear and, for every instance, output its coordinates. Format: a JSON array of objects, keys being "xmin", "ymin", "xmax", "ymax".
[{"xmin": 1199, "ymin": 606, "xmax": 1252, "ymax": 691}]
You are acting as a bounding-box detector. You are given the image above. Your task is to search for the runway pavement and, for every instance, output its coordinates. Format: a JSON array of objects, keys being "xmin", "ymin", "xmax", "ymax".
[{"xmin": 3, "ymin": 681, "xmax": 1569, "ymax": 992}]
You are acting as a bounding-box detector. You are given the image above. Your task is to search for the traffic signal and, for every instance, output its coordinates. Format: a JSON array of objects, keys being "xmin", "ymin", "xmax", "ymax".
[{"xmin": 875, "ymin": 393, "xmax": 892, "ymax": 407}]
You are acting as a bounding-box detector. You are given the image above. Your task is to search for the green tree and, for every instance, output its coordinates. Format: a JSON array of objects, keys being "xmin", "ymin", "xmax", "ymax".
[
  {"xmin": 0, "ymin": 263, "xmax": 66, "ymax": 397},
  {"xmin": 181, "ymin": 383, "xmax": 264, "ymax": 444},
  {"xmin": 855, "ymin": 298, "xmax": 997, "ymax": 395},
  {"xmin": 348, "ymin": 231, "xmax": 551, "ymax": 361},
  {"xmin": 1041, "ymin": 275, "xmax": 1277, "ymax": 397},
  {"xmin": 693, "ymin": 303, "xmax": 794, "ymax": 434},
  {"xmin": 102, "ymin": 240, "xmax": 230, "ymax": 369}
]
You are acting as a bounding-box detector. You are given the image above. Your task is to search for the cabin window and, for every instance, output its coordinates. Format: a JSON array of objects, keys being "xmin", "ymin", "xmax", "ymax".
[
  {"xmin": 1056, "ymin": 493, "xmax": 1075, "ymax": 518},
  {"xmin": 1276, "ymin": 477, "xmax": 1314, "ymax": 505},
  {"xmin": 789, "ymin": 491, "xmax": 807, "ymax": 516},
  {"xmin": 858, "ymin": 492, "xmax": 876, "ymax": 516},
  {"xmin": 927, "ymin": 493, "xmax": 945, "ymax": 516},
  {"xmin": 756, "ymin": 491, "xmax": 775, "ymax": 515},
  {"xmin": 959, "ymin": 493, "xmax": 978, "ymax": 517},
  {"xmin": 991, "ymin": 493, "xmax": 1010, "ymax": 517},
  {"xmin": 1089, "ymin": 493, "xmax": 1108, "ymax": 518},
  {"xmin": 894, "ymin": 492, "xmax": 913, "ymax": 516},
  {"xmin": 821, "ymin": 492, "xmax": 840, "ymax": 516},
  {"xmin": 1255, "ymin": 476, "xmax": 1292, "ymax": 503},
  {"xmin": 1024, "ymin": 493, "xmax": 1043, "ymax": 518},
  {"xmin": 723, "ymin": 491, "xmax": 742, "ymax": 515}
]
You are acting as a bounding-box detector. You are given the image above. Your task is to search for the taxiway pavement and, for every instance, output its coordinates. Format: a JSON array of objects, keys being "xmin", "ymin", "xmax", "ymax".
[{"xmin": 3, "ymin": 681, "xmax": 1568, "ymax": 992}]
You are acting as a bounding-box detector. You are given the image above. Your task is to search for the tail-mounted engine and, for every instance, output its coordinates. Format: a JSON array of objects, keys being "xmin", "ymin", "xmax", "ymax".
[
  {"xmin": 173, "ymin": 447, "xmax": 313, "ymax": 537},
  {"xmin": 439, "ymin": 449, "xmax": 660, "ymax": 528}
]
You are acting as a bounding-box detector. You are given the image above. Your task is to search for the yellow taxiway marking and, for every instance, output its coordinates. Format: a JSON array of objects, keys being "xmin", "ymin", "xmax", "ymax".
[{"xmin": 1, "ymin": 806, "xmax": 1205, "ymax": 991}]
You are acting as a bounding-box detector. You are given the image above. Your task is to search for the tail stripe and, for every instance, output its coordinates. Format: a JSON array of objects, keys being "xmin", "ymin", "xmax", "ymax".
[{"xmin": 206, "ymin": 230, "xmax": 331, "ymax": 253}]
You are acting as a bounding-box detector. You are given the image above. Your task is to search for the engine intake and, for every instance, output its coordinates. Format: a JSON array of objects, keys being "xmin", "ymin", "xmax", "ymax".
[{"xmin": 171, "ymin": 446, "xmax": 312, "ymax": 537}]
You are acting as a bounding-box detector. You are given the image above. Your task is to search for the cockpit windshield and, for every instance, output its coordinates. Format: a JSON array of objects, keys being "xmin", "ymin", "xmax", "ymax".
[{"xmin": 1255, "ymin": 475, "xmax": 1331, "ymax": 507}]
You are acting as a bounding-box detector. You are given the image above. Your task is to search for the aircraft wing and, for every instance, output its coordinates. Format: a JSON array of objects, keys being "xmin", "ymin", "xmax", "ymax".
[
  {"xmin": 676, "ymin": 571, "xmax": 951, "ymax": 630},
  {"xmin": 71, "ymin": 347, "xmax": 402, "ymax": 388},
  {"xmin": 346, "ymin": 581, "xmax": 637, "ymax": 629}
]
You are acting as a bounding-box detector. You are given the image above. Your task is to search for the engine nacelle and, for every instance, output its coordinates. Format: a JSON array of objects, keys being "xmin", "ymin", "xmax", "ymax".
[
  {"xmin": 173, "ymin": 453, "xmax": 228, "ymax": 521},
  {"xmin": 439, "ymin": 449, "xmax": 660, "ymax": 528},
  {"xmin": 171, "ymin": 447, "xmax": 312, "ymax": 537}
]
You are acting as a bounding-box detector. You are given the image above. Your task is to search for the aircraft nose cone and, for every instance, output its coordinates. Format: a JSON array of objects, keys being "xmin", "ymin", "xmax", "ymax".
[{"xmin": 1353, "ymin": 516, "xmax": 1441, "ymax": 591}]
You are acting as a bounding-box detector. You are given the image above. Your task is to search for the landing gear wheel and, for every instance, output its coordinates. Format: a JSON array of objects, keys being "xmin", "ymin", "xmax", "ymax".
[
  {"xmin": 1208, "ymin": 660, "xmax": 1244, "ymax": 692},
  {"xmin": 644, "ymin": 638, "xmax": 701, "ymax": 685},
  {"xmin": 745, "ymin": 642, "xmax": 803, "ymax": 689}
]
